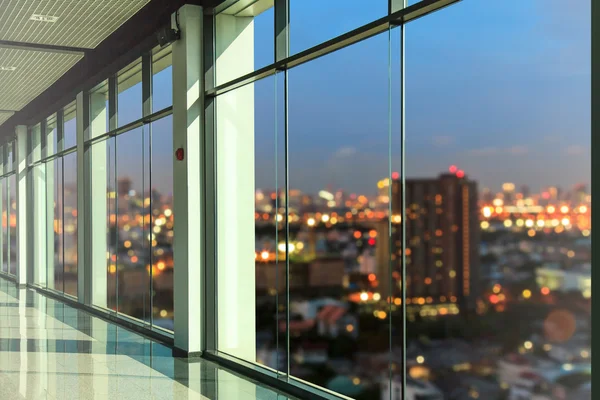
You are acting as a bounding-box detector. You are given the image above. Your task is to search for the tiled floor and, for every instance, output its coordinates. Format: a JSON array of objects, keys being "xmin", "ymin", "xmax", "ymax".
[{"xmin": 0, "ymin": 278, "xmax": 295, "ymax": 400}]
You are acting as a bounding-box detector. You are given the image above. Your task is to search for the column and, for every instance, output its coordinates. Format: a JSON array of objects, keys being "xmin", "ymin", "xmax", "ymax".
[
  {"xmin": 15, "ymin": 126, "xmax": 27, "ymax": 286},
  {"xmin": 172, "ymin": 4, "xmax": 204, "ymax": 356},
  {"xmin": 76, "ymin": 91, "xmax": 88, "ymax": 303},
  {"xmin": 214, "ymin": 11, "xmax": 256, "ymax": 361}
]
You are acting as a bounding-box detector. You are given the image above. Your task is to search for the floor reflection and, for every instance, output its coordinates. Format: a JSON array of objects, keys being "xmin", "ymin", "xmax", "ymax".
[{"xmin": 0, "ymin": 278, "xmax": 294, "ymax": 400}]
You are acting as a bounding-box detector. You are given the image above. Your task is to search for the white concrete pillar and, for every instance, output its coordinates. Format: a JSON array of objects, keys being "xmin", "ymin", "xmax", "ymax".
[
  {"xmin": 172, "ymin": 3, "xmax": 204, "ymax": 356},
  {"xmin": 89, "ymin": 93, "xmax": 108, "ymax": 307},
  {"xmin": 214, "ymin": 13, "xmax": 256, "ymax": 361},
  {"xmin": 15, "ymin": 126, "xmax": 27, "ymax": 286}
]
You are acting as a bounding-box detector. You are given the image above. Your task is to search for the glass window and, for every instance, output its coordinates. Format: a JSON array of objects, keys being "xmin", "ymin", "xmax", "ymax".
[
  {"xmin": 290, "ymin": 0, "xmax": 387, "ymax": 55},
  {"xmin": 8, "ymin": 173, "xmax": 16, "ymax": 276},
  {"xmin": 151, "ymin": 115, "xmax": 174, "ymax": 329},
  {"xmin": 286, "ymin": 33, "xmax": 391, "ymax": 394},
  {"xmin": 115, "ymin": 126, "xmax": 151, "ymax": 322},
  {"xmin": 52, "ymin": 158, "xmax": 64, "ymax": 292},
  {"xmin": 63, "ymin": 152, "xmax": 77, "ymax": 297},
  {"xmin": 46, "ymin": 114, "xmax": 58, "ymax": 156},
  {"xmin": 1, "ymin": 174, "xmax": 7, "ymax": 274},
  {"xmin": 152, "ymin": 47, "xmax": 173, "ymax": 113},
  {"xmin": 63, "ymin": 102, "xmax": 77, "ymax": 150},
  {"xmin": 90, "ymin": 81, "xmax": 109, "ymax": 138},
  {"xmin": 118, "ymin": 59, "xmax": 143, "ymax": 127},
  {"xmin": 106, "ymin": 136, "xmax": 117, "ymax": 311},
  {"xmin": 216, "ymin": 74, "xmax": 285, "ymax": 364},
  {"xmin": 215, "ymin": 2, "xmax": 274, "ymax": 86},
  {"xmin": 399, "ymin": 1, "xmax": 591, "ymax": 399},
  {"xmin": 7, "ymin": 142, "xmax": 13, "ymax": 173}
]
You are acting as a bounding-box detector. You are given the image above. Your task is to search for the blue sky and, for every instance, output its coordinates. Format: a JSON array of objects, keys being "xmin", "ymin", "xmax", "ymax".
[
  {"xmin": 119, "ymin": 0, "xmax": 589, "ymax": 197},
  {"xmin": 253, "ymin": 0, "xmax": 590, "ymax": 195}
]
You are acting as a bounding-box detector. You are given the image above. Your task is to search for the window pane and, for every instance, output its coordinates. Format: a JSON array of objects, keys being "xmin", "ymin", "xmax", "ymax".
[
  {"xmin": 290, "ymin": 0, "xmax": 387, "ymax": 55},
  {"xmin": 151, "ymin": 115, "xmax": 174, "ymax": 329},
  {"xmin": 216, "ymin": 74, "xmax": 285, "ymax": 365},
  {"xmin": 215, "ymin": 3, "xmax": 274, "ymax": 86},
  {"xmin": 403, "ymin": 1, "xmax": 591, "ymax": 398},
  {"xmin": 7, "ymin": 143, "xmax": 13, "ymax": 173},
  {"xmin": 53, "ymin": 158, "xmax": 64, "ymax": 292},
  {"xmin": 46, "ymin": 114, "xmax": 58, "ymax": 156},
  {"xmin": 118, "ymin": 60, "xmax": 143, "ymax": 127},
  {"xmin": 8, "ymin": 173, "xmax": 16, "ymax": 276},
  {"xmin": 116, "ymin": 127, "xmax": 151, "ymax": 322},
  {"xmin": 1, "ymin": 177, "xmax": 7, "ymax": 274},
  {"xmin": 287, "ymin": 32, "xmax": 391, "ymax": 395},
  {"xmin": 152, "ymin": 48, "xmax": 173, "ymax": 113},
  {"xmin": 64, "ymin": 103, "xmax": 77, "ymax": 150},
  {"xmin": 32, "ymin": 164, "xmax": 47, "ymax": 286},
  {"xmin": 90, "ymin": 81, "xmax": 109, "ymax": 138},
  {"xmin": 106, "ymin": 137, "xmax": 117, "ymax": 311},
  {"xmin": 63, "ymin": 152, "xmax": 77, "ymax": 297}
]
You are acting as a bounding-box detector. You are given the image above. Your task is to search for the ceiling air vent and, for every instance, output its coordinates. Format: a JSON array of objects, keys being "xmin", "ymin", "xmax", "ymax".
[{"xmin": 30, "ymin": 14, "xmax": 59, "ymax": 23}]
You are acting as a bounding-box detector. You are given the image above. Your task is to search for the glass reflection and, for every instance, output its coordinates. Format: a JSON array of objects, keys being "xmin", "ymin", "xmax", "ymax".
[
  {"xmin": 150, "ymin": 116, "xmax": 174, "ymax": 329},
  {"xmin": 115, "ymin": 127, "xmax": 150, "ymax": 321},
  {"xmin": 63, "ymin": 152, "xmax": 77, "ymax": 297}
]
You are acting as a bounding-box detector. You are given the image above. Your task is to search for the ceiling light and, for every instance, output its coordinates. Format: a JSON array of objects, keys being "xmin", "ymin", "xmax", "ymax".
[
  {"xmin": 0, "ymin": 67, "xmax": 16, "ymax": 71},
  {"xmin": 30, "ymin": 14, "xmax": 59, "ymax": 23}
]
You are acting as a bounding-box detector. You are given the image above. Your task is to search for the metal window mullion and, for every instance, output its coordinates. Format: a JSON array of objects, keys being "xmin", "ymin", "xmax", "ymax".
[
  {"xmin": 109, "ymin": 75, "xmax": 118, "ymax": 131},
  {"xmin": 274, "ymin": 0, "xmax": 289, "ymax": 63},
  {"xmin": 41, "ymin": 120, "xmax": 47, "ymax": 162},
  {"xmin": 57, "ymin": 111, "xmax": 64, "ymax": 154},
  {"xmin": 274, "ymin": 0, "xmax": 290, "ymax": 378},
  {"xmin": 142, "ymin": 52, "xmax": 153, "ymax": 118},
  {"xmin": 203, "ymin": 11, "xmax": 217, "ymax": 353},
  {"xmin": 283, "ymin": 68, "xmax": 290, "ymax": 377},
  {"xmin": 142, "ymin": 51, "xmax": 153, "ymax": 325},
  {"xmin": 400, "ymin": 19, "xmax": 407, "ymax": 400}
]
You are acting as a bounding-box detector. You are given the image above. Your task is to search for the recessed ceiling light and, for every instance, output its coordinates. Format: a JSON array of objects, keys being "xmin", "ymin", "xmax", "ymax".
[
  {"xmin": 0, "ymin": 66, "xmax": 16, "ymax": 71},
  {"xmin": 30, "ymin": 14, "xmax": 59, "ymax": 23}
]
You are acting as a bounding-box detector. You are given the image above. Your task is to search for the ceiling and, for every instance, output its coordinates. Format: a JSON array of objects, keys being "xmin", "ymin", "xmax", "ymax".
[{"xmin": 0, "ymin": 0, "xmax": 150, "ymax": 130}]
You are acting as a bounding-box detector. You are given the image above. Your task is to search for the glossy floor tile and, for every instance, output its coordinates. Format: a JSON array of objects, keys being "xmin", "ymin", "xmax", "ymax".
[{"xmin": 0, "ymin": 278, "xmax": 295, "ymax": 400}]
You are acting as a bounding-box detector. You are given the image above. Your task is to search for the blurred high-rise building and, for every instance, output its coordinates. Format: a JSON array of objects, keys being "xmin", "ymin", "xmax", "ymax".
[
  {"xmin": 377, "ymin": 173, "xmax": 480, "ymax": 311},
  {"xmin": 502, "ymin": 182, "xmax": 515, "ymax": 204}
]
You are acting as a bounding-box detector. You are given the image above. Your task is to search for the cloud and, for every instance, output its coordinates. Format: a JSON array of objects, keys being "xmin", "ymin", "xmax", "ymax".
[
  {"xmin": 566, "ymin": 145, "xmax": 587, "ymax": 155},
  {"xmin": 508, "ymin": 146, "xmax": 528, "ymax": 155},
  {"xmin": 333, "ymin": 146, "xmax": 357, "ymax": 158},
  {"xmin": 431, "ymin": 135, "xmax": 454, "ymax": 147},
  {"xmin": 469, "ymin": 146, "xmax": 528, "ymax": 156},
  {"xmin": 469, "ymin": 147, "xmax": 498, "ymax": 156}
]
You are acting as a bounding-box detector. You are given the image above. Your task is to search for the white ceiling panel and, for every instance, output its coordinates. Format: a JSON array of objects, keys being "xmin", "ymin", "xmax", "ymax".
[
  {"xmin": 0, "ymin": 0, "xmax": 152, "ymax": 130},
  {"xmin": 0, "ymin": 0, "xmax": 150, "ymax": 49},
  {"xmin": 0, "ymin": 48, "xmax": 82, "ymax": 111}
]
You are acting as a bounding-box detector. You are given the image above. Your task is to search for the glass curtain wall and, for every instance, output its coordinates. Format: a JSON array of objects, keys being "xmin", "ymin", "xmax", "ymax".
[
  {"xmin": 0, "ymin": 141, "xmax": 16, "ymax": 276},
  {"xmin": 88, "ymin": 46, "xmax": 174, "ymax": 331},
  {"xmin": 401, "ymin": 2, "xmax": 592, "ymax": 400},
  {"xmin": 27, "ymin": 108, "xmax": 76, "ymax": 296},
  {"xmin": 210, "ymin": 0, "xmax": 591, "ymax": 399},
  {"xmin": 25, "ymin": 46, "xmax": 174, "ymax": 330},
  {"xmin": 212, "ymin": 0, "xmax": 400, "ymax": 396}
]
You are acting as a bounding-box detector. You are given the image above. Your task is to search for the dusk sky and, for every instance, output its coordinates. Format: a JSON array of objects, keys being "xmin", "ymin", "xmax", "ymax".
[
  {"xmin": 253, "ymin": 0, "xmax": 591, "ymax": 195},
  {"xmin": 116, "ymin": 0, "xmax": 590, "ymax": 198}
]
